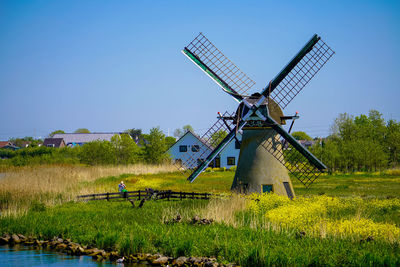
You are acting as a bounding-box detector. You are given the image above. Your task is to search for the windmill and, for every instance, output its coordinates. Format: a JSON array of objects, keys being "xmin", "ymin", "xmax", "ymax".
[{"xmin": 179, "ymin": 33, "xmax": 334, "ymax": 197}]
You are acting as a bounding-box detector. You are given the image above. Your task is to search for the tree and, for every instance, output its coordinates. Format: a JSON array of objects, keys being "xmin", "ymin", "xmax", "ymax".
[
  {"xmin": 111, "ymin": 134, "xmax": 139, "ymax": 164},
  {"xmin": 74, "ymin": 128, "xmax": 90, "ymax": 133},
  {"xmin": 124, "ymin": 128, "xmax": 142, "ymax": 142},
  {"xmin": 182, "ymin": 125, "xmax": 194, "ymax": 133},
  {"xmin": 144, "ymin": 127, "xmax": 169, "ymax": 164},
  {"xmin": 313, "ymin": 110, "xmax": 393, "ymax": 172},
  {"xmin": 165, "ymin": 136, "xmax": 176, "ymax": 148},
  {"xmin": 50, "ymin": 130, "xmax": 65, "ymax": 137},
  {"xmin": 209, "ymin": 130, "xmax": 227, "ymax": 146},
  {"xmin": 9, "ymin": 137, "xmax": 42, "ymax": 148},
  {"xmin": 331, "ymin": 113, "xmax": 355, "ymax": 140},
  {"xmin": 79, "ymin": 140, "xmax": 115, "ymax": 165},
  {"xmin": 291, "ymin": 131, "xmax": 312, "ymax": 141},
  {"xmin": 386, "ymin": 119, "xmax": 400, "ymax": 167},
  {"xmin": 174, "ymin": 125, "xmax": 194, "ymax": 138},
  {"xmin": 173, "ymin": 128, "xmax": 183, "ymax": 138}
]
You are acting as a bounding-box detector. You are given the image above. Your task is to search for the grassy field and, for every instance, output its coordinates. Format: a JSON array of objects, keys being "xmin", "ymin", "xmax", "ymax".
[{"xmin": 1, "ymin": 165, "xmax": 400, "ymax": 266}]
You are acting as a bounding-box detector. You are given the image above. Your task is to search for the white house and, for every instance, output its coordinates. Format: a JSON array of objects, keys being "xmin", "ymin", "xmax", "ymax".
[{"xmin": 167, "ymin": 131, "xmax": 241, "ymax": 169}]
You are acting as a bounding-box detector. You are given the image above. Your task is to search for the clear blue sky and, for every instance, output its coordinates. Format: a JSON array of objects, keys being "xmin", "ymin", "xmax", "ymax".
[{"xmin": 1, "ymin": 0, "xmax": 399, "ymax": 140}]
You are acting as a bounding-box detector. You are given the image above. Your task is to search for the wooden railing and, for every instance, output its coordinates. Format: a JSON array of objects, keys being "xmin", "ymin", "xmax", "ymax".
[{"xmin": 77, "ymin": 190, "xmax": 212, "ymax": 201}]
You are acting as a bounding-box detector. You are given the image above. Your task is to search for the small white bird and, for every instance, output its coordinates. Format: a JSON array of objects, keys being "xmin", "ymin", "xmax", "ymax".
[{"xmin": 116, "ymin": 256, "xmax": 125, "ymax": 263}]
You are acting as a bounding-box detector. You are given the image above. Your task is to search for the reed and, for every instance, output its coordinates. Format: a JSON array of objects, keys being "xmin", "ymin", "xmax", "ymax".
[{"xmin": 0, "ymin": 164, "xmax": 175, "ymax": 216}]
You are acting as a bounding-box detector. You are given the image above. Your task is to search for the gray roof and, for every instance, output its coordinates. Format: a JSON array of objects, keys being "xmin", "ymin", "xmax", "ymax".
[
  {"xmin": 52, "ymin": 133, "xmax": 122, "ymax": 144},
  {"xmin": 43, "ymin": 138, "xmax": 64, "ymax": 147}
]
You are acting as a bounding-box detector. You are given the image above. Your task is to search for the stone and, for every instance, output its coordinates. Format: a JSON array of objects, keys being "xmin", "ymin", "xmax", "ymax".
[
  {"xmin": 174, "ymin": 256, "xmax": 188, "ymax": 266},
  {"xmin": 138, "ymin": 253, "xmax": 148, "ymax": 261},
  {"xmin": 152, "ymin": 256, "xmax": 169, "ymax": 265},
  {"xmin": 85, "ymin": 248, "xmax": 102, "ymax": 255},
  {"xmin": 189, "ymin": 256, "xmax": 202, "ymax": 263},
  {"xmin": 11, "ymin": 234, "xmax": 20, "ymax": 243},
  {"xmin": 48, "ymin": 241, "xmax": 58, "ymax": 248},
  {"xmin": 55, "ymin": 243, "xmax": 68, "ymax": 251},
  {"xmin": 93, "ymin": 254, "xmax": 103, "ymax": 261},
  {"xmin": 205, "ymin": 262, "xmax": 219, "ymax": 267},
  {"xmin": 77, "ymin": 246, "xmax": 85, "ymax": 254},
  {"xmin": 3, "ymin": 234, "xmax": 11, "ymax": 239},
  {"xmin": 17, "ymin": 234, "xmax": 27, "ymax": 241}
]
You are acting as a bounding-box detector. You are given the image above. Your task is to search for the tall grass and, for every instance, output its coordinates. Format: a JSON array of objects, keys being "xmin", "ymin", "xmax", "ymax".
[
  {"xmin": 1, "ymin": 200, "xmax": 399, "ymax": 266},
  {"xmin": 0, "ymin": 164, "xmax": 175, "ymax": 216}
]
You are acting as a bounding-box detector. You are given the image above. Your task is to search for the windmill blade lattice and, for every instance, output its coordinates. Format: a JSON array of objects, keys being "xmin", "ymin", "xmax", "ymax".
[
  {"xmin": 260, "ymin": 129, "xmax": 322, "ymax": 187},
  {"xmin": 174, "ymin": 111, "xmax": 235, "ymax": 173},
  {"xmin": 185, "ymin": 33, "xmax": 256, "ymax": 97},
  {"xmin": 269, "ymin": 38, "xmax": 335, "ymax": 109}
]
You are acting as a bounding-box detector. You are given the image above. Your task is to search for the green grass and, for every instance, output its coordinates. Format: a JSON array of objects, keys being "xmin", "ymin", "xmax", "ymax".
[
  {"xmin": 90, "ymin": 170, "xmax": 400, "ymax": 198},
  {"xmin": 1, "ymin": 200, "xmax": 399, "ymax": 266},
  {"xmin": 293, "ymin": 173, "xmax": 400, "ymax": 198},
  {"xmin": 1, "ymin": 169, "xmax": 400, "ymax": 266}
]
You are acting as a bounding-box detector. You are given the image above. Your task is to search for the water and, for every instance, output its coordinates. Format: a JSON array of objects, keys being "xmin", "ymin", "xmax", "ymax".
[{"xmin": 0, "ymin": 245, "xmax": 122, "ymax": 267}]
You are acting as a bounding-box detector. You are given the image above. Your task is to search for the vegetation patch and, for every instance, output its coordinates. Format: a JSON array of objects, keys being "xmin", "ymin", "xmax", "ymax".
[{"xmin": 1, "ymin": 166, "xmax": 400, "ymax": 266}]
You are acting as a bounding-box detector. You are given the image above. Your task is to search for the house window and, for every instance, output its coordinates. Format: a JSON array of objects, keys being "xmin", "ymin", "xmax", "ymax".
[
  {"xmin": 227, "ymin": 157, "xmax": 235, "ymax": 166},
  {"xmin": 192, "ymin": 145, "xmax": 200, "ymax": 152},
  {"xmin": 235, "ymin": 140, "xmax": 241, "ymax": 149},
  {"xmin": 262, "ymin": 184, "xmax": 273, "ymax": 193},
  {"xmin": 46, "ymin": 144, "xmax": 55, "ymax": 148},
  {"xmin": 179, "ymin": 145, "xmax": 187, "ymax": 152}
]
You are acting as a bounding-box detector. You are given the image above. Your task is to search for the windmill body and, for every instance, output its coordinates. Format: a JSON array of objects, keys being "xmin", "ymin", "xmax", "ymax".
[
  {"xmin": 231, "ymin": 95, "xmax": 295, "ymax": 196},
  {"xmin": 232, "ymin": 128, "xmax": 295, "ymax": 196},
  {"xmin": 180, "ymin": 33, "xmax": 335, "ymax": 196}
]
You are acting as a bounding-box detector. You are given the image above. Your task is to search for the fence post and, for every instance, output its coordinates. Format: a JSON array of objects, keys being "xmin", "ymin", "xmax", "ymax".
[
  {"xmin": 124, "ymin": 191, "xmax": 127, "ymax": 200},
  {"xmin": 192, "ymin": 192, "xmax": 194, "ymax": 199},
  {"xmin": 138, "ymin": 191, "xmax": 141, "ymax": 200},
  {"xmin": 106, "ymin": 192, "xmax": 109, "ymax": 201}
]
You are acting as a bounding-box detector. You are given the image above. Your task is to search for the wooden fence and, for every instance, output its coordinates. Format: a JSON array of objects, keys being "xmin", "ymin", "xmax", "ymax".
[{"xmin": 77, "ymin": 190, "xmax": 212, "ymax": 202}]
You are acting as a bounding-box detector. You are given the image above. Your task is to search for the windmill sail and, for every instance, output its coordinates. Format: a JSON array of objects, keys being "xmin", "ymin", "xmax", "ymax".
[
  {"xmin": 183, "ymin": 33, "xmax": 255, "ymax": 101},
  {"xmin": 262, "ymin": 35, "xmax": 335, "ymax": 109}
]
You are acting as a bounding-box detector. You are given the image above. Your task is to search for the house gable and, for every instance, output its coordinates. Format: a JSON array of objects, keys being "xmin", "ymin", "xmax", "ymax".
[{"xmin": 167, "ymin": 131, "xmax": 212, "ymax": 168}]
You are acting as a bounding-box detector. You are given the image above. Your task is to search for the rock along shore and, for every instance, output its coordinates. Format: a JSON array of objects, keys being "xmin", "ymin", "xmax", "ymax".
[{"xmin": 0, "ymin": 233, "xmax": 238, "ymax": 266}]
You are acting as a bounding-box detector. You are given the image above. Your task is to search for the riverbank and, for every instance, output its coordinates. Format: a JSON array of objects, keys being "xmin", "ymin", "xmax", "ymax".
[
  {"xmin": 0, "ymin": 243, "xmax": 118, "ymax": 267},
  {"xmin": 1, "ymin": 198, "xmax": 399, "ymax": 266},
  {"xmin": 0, "ymin": 234, "xmax": 228, "ymax": 266}
]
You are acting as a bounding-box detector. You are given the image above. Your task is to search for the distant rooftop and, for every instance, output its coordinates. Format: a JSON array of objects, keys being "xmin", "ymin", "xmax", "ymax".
[{"xmin": 52, "ymin": 132, "xmax": 123, "ymax": 145}]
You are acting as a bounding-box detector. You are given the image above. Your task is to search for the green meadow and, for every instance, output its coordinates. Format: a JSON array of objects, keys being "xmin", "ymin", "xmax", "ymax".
[{"xmin": 1, "ymin": 166, "xmax": 400, "ymax": 266}]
